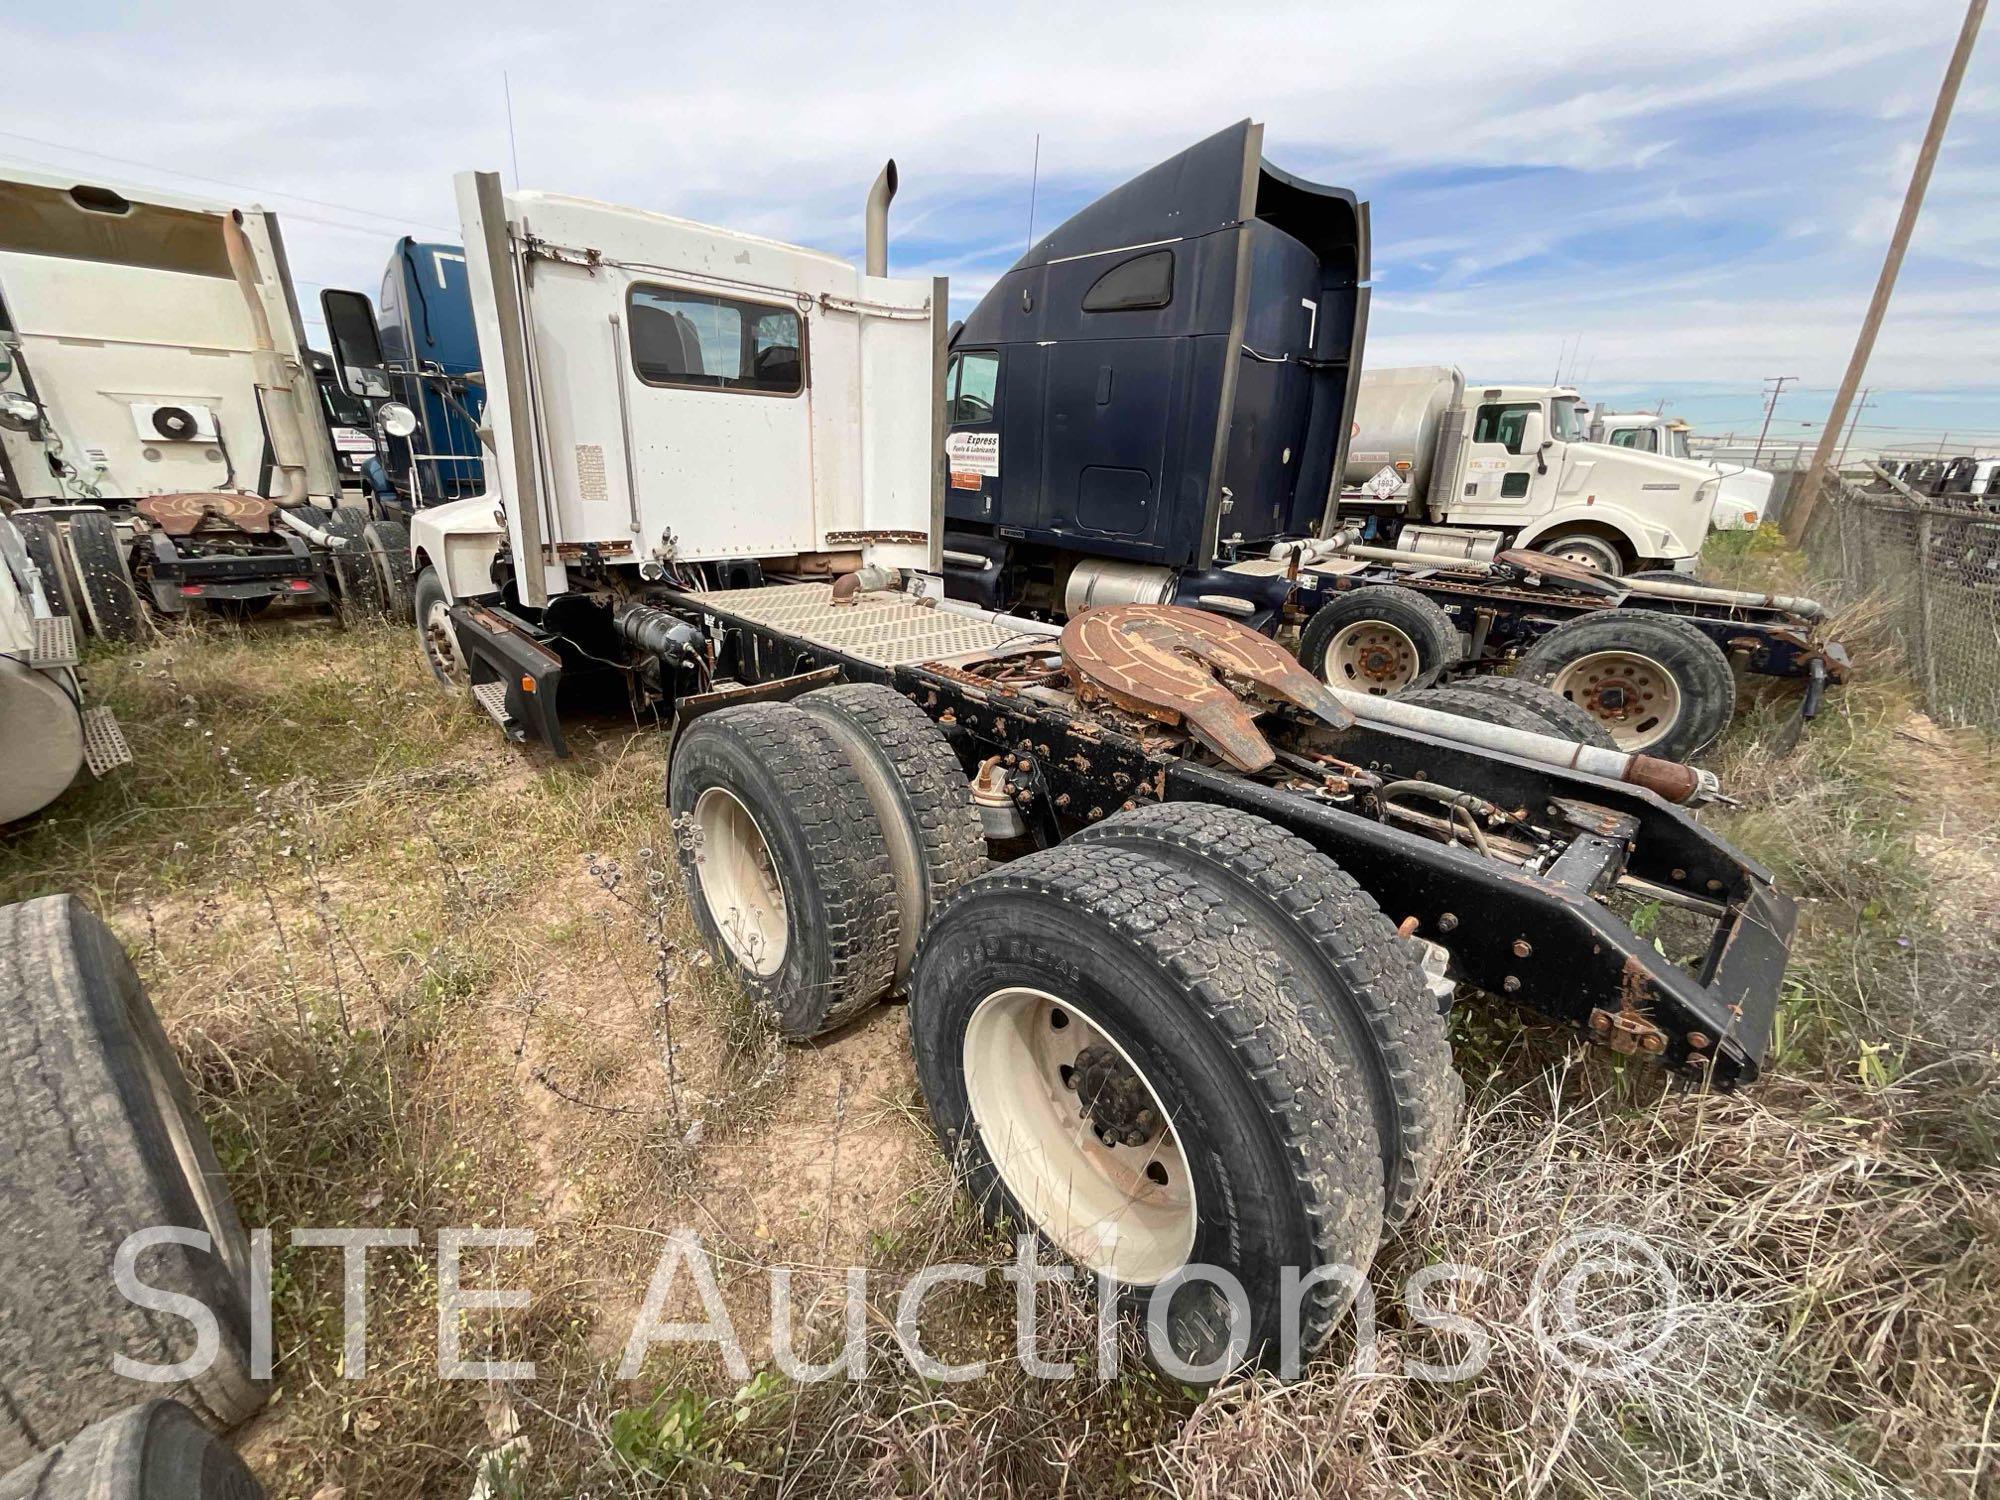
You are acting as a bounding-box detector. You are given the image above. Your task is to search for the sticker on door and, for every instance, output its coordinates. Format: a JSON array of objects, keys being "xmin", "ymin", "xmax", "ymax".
[{"xmin": 946, "ymin": 431, "xmax": 999, "ymax": 490}]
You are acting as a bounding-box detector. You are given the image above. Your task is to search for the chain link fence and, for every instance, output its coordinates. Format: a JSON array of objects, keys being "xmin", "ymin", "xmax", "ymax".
[{"xmin": 1798, "ymin": 472, "xmax": 2000, "ymax": 732}]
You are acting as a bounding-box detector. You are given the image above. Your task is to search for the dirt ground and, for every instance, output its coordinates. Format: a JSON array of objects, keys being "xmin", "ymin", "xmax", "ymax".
[{"xmin": 3, "ymin": 574, "xmax": 1997, "ymax": 1498}]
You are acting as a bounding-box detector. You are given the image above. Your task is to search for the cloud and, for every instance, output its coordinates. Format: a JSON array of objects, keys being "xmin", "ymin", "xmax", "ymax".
[{"xmin": 2, "ymin": 0, "xmax": 1992, "ymax": 428}]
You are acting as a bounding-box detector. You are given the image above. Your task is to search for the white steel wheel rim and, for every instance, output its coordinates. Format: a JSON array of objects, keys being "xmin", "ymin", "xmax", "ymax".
[
  {"xmin": 1548, "ymin": 539, "xmax": 1620, "ymax": 573},
  {"xmin": 962, "ymin": 987, "xmax": 1196, "ymax": 1284},
  {"xmin": 423, "ymin": 596, "xmax": 467, "ymax": 687},
  {"xmin": 1326, "ymin": 618, "xmax": 1421, "ymax": 694},
  {"xmin": 1552, "ymin": 650, "xmax": 1682, "ymax": 751},
  {"xmin": 692, "ymin": 786, "xmax": 789, "ymax": 977}
]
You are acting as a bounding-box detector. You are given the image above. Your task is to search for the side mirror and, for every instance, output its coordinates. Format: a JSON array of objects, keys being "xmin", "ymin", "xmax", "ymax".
[
  {"xmin": 1518, "ymin": 409, "xmax": 1547, "ymax": 455},
  {"xmin": 376, "ymin": 402, "xmax": 419, "ymax": 438},
  {"xmin": 320, "ymin": 289, "xmax": 392, "ymax": 400}
]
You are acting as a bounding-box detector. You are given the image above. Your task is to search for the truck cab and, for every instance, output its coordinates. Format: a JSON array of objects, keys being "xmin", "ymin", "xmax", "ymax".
[
  {"xmin": 1592, "ymin": 410, "xmax": 1773, "ymax": 531},
  {"xmin": 1342, "ymin": 369, "xmax": 1719, "ymax": 573}
]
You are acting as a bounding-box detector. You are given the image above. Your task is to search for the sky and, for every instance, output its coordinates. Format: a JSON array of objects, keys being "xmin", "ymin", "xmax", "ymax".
[{"xmin": 4, "ymin": 1, "xmax": 1995, "ymax": 454}]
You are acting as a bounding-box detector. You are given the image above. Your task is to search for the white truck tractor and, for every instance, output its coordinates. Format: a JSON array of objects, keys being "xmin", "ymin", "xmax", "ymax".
[
  {"xmin": 0, "ymin": 169, "xmax": 413, "ymax": 635},
  {"xmin": 1590, "ymin": 411, "xmax": 1774, "ymax": 532},
  {"xmin": 1338, "ymin": 367, "xmax": 1722, "ymax": 574},
  {"xmin": 307, "ymin": 125, "xmax": 1809, "ymax": 1382}
]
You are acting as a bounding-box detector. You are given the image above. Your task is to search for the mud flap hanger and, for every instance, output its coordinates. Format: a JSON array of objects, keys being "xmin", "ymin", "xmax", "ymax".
[{"xmin": 450, "ymin": 602, "xmax": 569, "ymax": 758}]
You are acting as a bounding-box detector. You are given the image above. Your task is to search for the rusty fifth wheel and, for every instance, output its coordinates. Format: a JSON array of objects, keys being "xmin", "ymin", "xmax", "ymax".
[
  {"xmin": 1518, "ymin": 608, "xmax": 1736, "ymax": 760},
  {"xmin": 1297, "ymin": 586, "xmax": 1459, "ymax": 696},
  {"xmin": 910, "ymin": 836, "xmax": 1390, "ymax": 1375}
]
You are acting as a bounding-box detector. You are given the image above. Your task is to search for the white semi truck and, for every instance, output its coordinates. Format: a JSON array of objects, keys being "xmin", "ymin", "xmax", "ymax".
[
  {"xmin": 0, "ymin": 169, "xmax": 411, "ymax": 633},
  {"xmin": 1339, "ymin": 367, "xmax": 1723, "ymax": 574},
  {"xmin": 1589, "ymin": 411, "xmax": 1774, "ymax": 532},
  {"xmin": 313, "ymin": 125, "xmax": 1804, "ymax": 1380}
]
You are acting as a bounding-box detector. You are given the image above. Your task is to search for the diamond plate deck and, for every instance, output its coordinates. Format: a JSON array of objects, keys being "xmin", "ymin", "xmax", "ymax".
[
  {"xmin": 31, "ymin": 615, "xmax": 78, "ymax": 669},
  {"xmin": 80, "ymin": 706, "xmax": 132, "ymax": 776},
  {"xmin": 693, "ymin": 583, "xmax": 1025, "ymax": 665}
]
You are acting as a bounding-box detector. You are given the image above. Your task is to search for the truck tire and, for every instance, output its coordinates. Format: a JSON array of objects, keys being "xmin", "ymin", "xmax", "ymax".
[
  {"xmin": 1517, "ymin": 608, "xmax": 1735, "ymax": 760},
  {"xmin": 0, "ymin": 897, "xmax": 265, "ymax": 1472},
  {"xmin": 670, "ymin": 703, "xmax": 898, "ymax": 1037},
  {"xmin": 909, "ymin": 842, "xmax": 1385, "ymax": 1374},
  {"xmin": 1626, "ymin": 569, "xmax": 1712, "ymax": 587},
  {"xmin": 13, "ymin": 513, "xmax": 75, "ymax": 619},
  {"xmin": 1535, "ymin": 531, "xmax": 1625, "ymax": 576},
  {"xmin": 1442, "ymin": 676, "xmax": 1619, "ymax": 749},
  {"xmin": 360, "ymin": 520, "xmax": 413, "ymax": 622},
  {"xmin": 1070, "ymin": 803, "xmax": 1459, "ymax": 1229},
  {"xmin": 0, "ymin": 1401, "xmax": 262, "ymax": 1500},
  {"xmin": 324, "ymin": 506, "xmax": 381, "ymax": 619},
  {"xmin": 1400, "ymin": 684, "xmax": 1555, "ymax": 738},
  {"xmin": 63, "ymin": 511, "xmax": 142, "ymax": 642},
  {"xmin": 412, "ymin": 568, "xmax": 468, "ymax": 693},
  {"xmin": 796, "ymin": 683, "xmax": 986, "ymax": 991},
  {"xmin": 1297, "ymin": 586, "xmax": 1457, "ymax": 695}
]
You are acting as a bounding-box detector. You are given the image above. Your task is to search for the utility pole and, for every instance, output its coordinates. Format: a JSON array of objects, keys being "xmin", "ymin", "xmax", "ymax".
[
  {"xmin": 1836, "ymin": 388, "xmax": 1873, "ymax": 467},
  {"xmin": 1787, "ymin": 0, "xmax": 1986, "ymax": 539},
  {"xmin": 1751, "ymin": 376, "xmax": 1797, "ymax": 468}
]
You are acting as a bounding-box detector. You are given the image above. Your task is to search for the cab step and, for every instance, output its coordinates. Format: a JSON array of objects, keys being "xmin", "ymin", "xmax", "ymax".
[
  {"xmin": 471, "ymin": 680, "xmax": 527, "ymax": 742},
  {"xmin": 80, "ymin": 706, "xmax": 133, "ymax": 777}
]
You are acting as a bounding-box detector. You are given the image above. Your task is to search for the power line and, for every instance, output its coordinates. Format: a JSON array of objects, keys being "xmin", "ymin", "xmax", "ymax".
[{"xmin": 1751, "ymin": 375, "xmax": 1797, "ymax": 468}]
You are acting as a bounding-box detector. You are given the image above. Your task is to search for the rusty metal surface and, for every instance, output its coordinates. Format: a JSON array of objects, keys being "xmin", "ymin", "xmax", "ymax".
[
  {"xmin": 1059, "ymin": 604, "xmax": 1353, "ymax": 772},
  {"xmin": 1494, "ymin": 548, "xmax": 1622, "ymax": 593},
  {"xmin": 134, "ymin": 493, "xmax": 276, "ymax": 536}
]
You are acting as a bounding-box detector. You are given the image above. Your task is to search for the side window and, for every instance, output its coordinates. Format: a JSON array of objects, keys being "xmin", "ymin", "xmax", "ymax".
[
  {"xmin": 1501, "ymin": 472, "xmax": 1531, "ymax": 498},
  {"xmin": 628, "ymin": 285, "xmax": 803, "ymax": 394},
  {"xmin": 950, "ymin": 350, "xmax": 999, "ymax": 424},
  {"xmin": 1081, "ymin": 249, "xmax": 1174, "ymax": 312},
  {"xmin": 1473, "ymin": 402, "xmax": 1539, "ymax": 454},
  {"xmin": 1609, "ymin": 428, "xmax": 1657, "ymax": 452}
]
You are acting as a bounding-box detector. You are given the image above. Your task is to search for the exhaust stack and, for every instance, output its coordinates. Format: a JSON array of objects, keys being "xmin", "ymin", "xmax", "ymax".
[{"xmin": 864, "ymin": 159, "xmax": 898, "ymax": 277}]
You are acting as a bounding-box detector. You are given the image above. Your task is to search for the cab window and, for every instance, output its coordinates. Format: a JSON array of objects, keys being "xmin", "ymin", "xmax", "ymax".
[
  {"xmin": 628, "ymin": 284, "xmax": 803, "ymax": 394},
  {"xmin": 1473, "ymin": 402, "xmax": 1539, "ymax": 454},
  {"xmin": 1609, "ymin": 427, "xmax": 1658, "ymax": 452},
  {"xmin": 948, "ymin": 350, "xmax": 999, "ymax": 424},
  {"xmin": 1550, "ymin": 401, "xmax": 1585, "ymax": 441}
]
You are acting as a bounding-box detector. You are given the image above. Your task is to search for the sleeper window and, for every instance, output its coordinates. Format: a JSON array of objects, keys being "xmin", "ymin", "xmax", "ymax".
[
  {"xmin": 1081, "ymin": 250, "xmax": 1174, "ymax": 312},
  {"xmin": 629, "ymin": 285, "xmax": 803, "ymax": 394}
]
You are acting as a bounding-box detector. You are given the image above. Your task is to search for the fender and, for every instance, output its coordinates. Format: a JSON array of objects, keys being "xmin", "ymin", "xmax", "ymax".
[
  {"xmin": 409, "ymin": 491, "xmax": 506, "ymax": 602},
  {"xmin": 1514, "ymin": 503, "xmax": 1699, "ymax": 565}
]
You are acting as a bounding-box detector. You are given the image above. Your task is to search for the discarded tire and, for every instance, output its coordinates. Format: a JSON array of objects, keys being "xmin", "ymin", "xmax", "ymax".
[
  {"xmin": 324, "ymin": 505, "xmax": 381, "ymax": 618},
  {"xmin": 1298, "ymin": 586, "xmax": 1458, "ymax": 695},
  {"xmin": 0, "ymin": 1400, "xmax": 263, "ymax": 1500},
  {"xmin": 0, "ymin": 897, "xmax": 266, "ymax": 1472},
  {"xmin": 1518, "ymin": 608, "xmax": 1735, "ymax": 759},
  {"xmin": 1443, "ymin": 676, "xmax": 1619, "ymax": 749},
  {"xmin": 670, "ymin": 702, "xmax": 898, "ymax": 1037},
  {"xmin": 910, "ymin": 842, "xmax": 1385, "ymax": 1374},
  {"xmin": 63, "ymin": 511, "xmax": 142, "ymax": 642},
  {"xmin": 361, "ymin": 519, "xmax": 413, "ymax": 622},
  {"xmin": 797, "ymin": 683, "xmax": 986, "ymax": 990},
  {"xmin": 1071, "ymin": 803, "xmax": 1459, "ymax": 1228}
]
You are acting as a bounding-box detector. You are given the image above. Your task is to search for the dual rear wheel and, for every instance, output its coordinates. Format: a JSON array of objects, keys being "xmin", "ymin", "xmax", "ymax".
[{"xmin": 669, "ymin": 691, "xmax": 1459, "ymax": 1373}]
